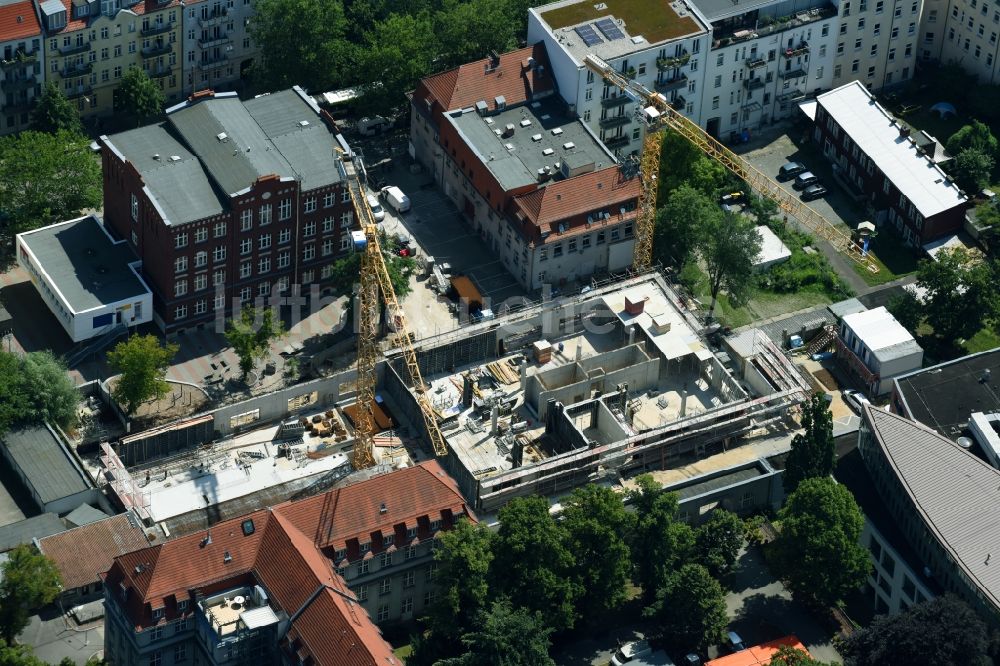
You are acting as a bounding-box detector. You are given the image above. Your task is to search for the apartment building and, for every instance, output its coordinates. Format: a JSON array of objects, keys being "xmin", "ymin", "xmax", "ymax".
[
  {"xmin": 35, "ymin": 0, "xmax": 182, "ymax": 119},
  {"xmin": 694, "ymin": 0, "xmax": 840, "ymax": 139},
  {"xmin": 0, "ymin": 0, "xmax": 44, "ymax": 134},
  {"xmin": 179, "ymin": 0, "xmax": 257, "ymax": 96},
  {"xmin": 918, "ymin": 0, "xmax": 1000, "ymax": 82},
  {"xmin": 528, "ymin": 0, "xmax": 711, "ymax": 157},
  {"xmin": 831, "ymin": 0, "xmax": 922, "ymax": 90},
  {"xmin": 99, "ymin": 87, "xmax": 353, "ymax": 334},
  {"xmin": 811, "ymin": 81, "xmax": 967, "ymax": 244},
  {"xmin": 102, "ymin": 461, "xmax": 473, "ymax": 666}
]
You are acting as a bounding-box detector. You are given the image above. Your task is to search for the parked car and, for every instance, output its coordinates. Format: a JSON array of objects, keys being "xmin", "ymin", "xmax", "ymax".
[
  {"xmin": 612, "ymin": 640, "xmax": 653, "ymax": 666},
  {"xmin": 793, "ymin": 172, "xmax": 819, "ymax": 189},
  {"xmin": 843, "ymin": 389, "xmax": 871, "ymax": 414},
  {"xmin": 801, "ymin": 183, "xmax": 828, "ymax": 201},
  {"xmin": 725, "ymin": 631, "xmax": 746, "ymax": 653},
  {"xmin": 366, "ymin": 193, "xmax": 385, "ymax": 221},
  {"xmin": 380, "ymin": 185, "xmax": 411, "ymax": 213},
  {"xmin": 778, "ymin": 161, "xmax": 806, "ymax": 180}
]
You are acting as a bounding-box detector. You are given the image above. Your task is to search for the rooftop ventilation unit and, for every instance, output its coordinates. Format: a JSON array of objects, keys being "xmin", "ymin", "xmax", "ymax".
[
  {"xmin": 520, "ymin": 118, "xmax": 532, "ymax": 127},
  {"xmin": 485, "ymin": 117, "xmax": 494, "ymax": 124},
  {"xmin": 552, "ymin": 127, "xmax": 564, "ymax": 135},
  {"xmin": 298, "ymin": 120, "xmax": 309, "ymax": 127},
  {"xmin": 475, "ymin": 100, "xmax": 488, "ymax": 115},
  {"xmin": 216, "ymin": 132, "xmax": 228, "ymax": 142},
  {"xmin": 169, "ymin": 155, "xmax": 181, "ymax": 161},
  {"xmin": 152, "ymin": 153, "xmax": 160, "ymax": 160},
  {"xmin": 495, "ymin": 95, "xmax": 507, "ymax": 110},
  {"xmin": 493, "ymin": 129, "xmax": 503, "ymax": 137},
  {"xmin": 542, "ymin": 147, "xmax": 554, "ymax": 156},
  {"xmin": 563, "ymin": 141, "xmax": 576, "ymax": 150},
  {"xmin": 505, "ymin": 142, "xmax": 515, "ymax": 151},
  {"xmin": 531, "ymin": 133, "xmax": 543, "ymax": 142},
  {"xmin": 503, "ymin": 123, "xmax": 516, "ymax": 137}
]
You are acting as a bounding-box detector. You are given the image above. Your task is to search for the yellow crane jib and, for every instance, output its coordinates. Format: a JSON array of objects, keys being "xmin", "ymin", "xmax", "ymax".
[
  {"xmin": 339, "ymin": 153, "xmax": 449, "ymax": 470},
  {"xmin": 581, "ymin": 55, "xmax": 879, "ymax": 273}
]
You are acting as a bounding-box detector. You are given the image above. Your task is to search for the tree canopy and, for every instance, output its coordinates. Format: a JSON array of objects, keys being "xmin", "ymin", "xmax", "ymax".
[
  {"xmin": 430, "ymin": 519, "xmax": 494, "ymax": 636},
  {"xmin": 770, "ymin": 645, "xmax": 838, "ymax": 666},
  {"xmin": 438, "ymin": 598, "xmax": 556, "ymax": 666},
  {"xmin": 772, "ymin": 477, "xmax": 869, "ymax": 607},
  {"xmin": 886, "ymin": 289, "xmax": 922, "ymax": 333},
  {"xmin": 699, "ymin": 211, "xmax": 761, "ymax": 321},
  {"xmin": 653, "ymin": 185, "xmax": 716, "ymax": 269},
  {"xmin": 30, "ymin": 83, "xmax": 83, "ymax": 136},
  {"xmin": 841, "ymin": 595, "xmax": 989, "ymax": 666},
  {"xmin": 950, "ymin": 147, "xmax": 994, "ymax": 195},
  {"xmin": 116, "ymin": 67, "xmax": 165, "ymax": 126},
  {"xmin": 645, "ymin": 563, "xmax": 728, "ymax": 653},
  {"xmin": 783, "ymin": 393, "xmax": 835, "ymax": 495},
  {"xmin": 0, "ymin": 130, "xmax": 101, "ymax": 241},
  {"xmin": 945, "ymin": 120, "xmax": 998, "ymax": 157},
  {"xmin": 628, "ymin": 475, "xmax": 695, "ymax": 597},
  {"xmin": 0, "ymin": 546, "xmax": 62, "ymax": 643},
  {"xmin": 916, "ymin": 248, "xmax": 999, "ymax": 341},
  {"xmin": 694, "ymin": 509, "xmax": 743, "ymax": 576},
  {"xmin": 0, "ymin": 351, "xmax": 80, "ymax": 435},
  {"xmin": 108, "ymin": 334, "xmax": 178, "ymax": 415},
  {"xmin": 224, "ymin": 306, "xmax": 286, "ymax": 379}
]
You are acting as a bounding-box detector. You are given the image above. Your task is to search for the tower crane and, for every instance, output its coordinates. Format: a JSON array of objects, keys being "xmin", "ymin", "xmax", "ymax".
[
  {"xmin": 582, "ymin": 55, "xmax": 879, "ymax": 274},
  {"xmin": 338, "ymin": 153, "xmax": 448, "ymax": 469}
]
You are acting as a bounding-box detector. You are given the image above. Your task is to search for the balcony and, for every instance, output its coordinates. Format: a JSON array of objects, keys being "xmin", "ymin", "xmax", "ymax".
[
  {"xmin": 66, "ymin": 85, "xmax": 93, "ymax": 100},
  {"xmin": 656, "ymin": 52, "xmax": 690, "ymax": 70},
  {"xmin": 141, "ymin": 21, "xmax": 174, "ymax": 37},
  {"xmin": 141, "ymin": 43, "xmax": 172, "ymax": 58},
  {"xmin": 58, "ymin": 62, "xmax": 92, "ymax": 78},
  {"xmin": 58, "ymin": 41, "xmax": 91, "ymax": 56},
  {"xmin": 655, "ymin": 74, "xmax": 688, "ymax": 92},
  {"xmin": 148, "ymin": 67, "xmax": 172, "ymax": 79},
  {"xmin": 600, "ymin": 94, "xmax": 631, "ymax": 108},
  {"xmin": 3, "ymin": 76, "xmax": 35, "ymax": 91},
  {"xmin": 198, "ymin": 55, "xmax": 229, "ymax": 70},
  {"xmin": 779, "ymin": 67, "xmax": 807, "ymax": 78},
  {"xmin": 743, "ymin": 78, "xmax": 765, "ymax": 90},
  {"xmin": 0, "ymin": 50, "xmax": 37, "ymax": 69},
  {"xmin": 198, "ymin": 7, "xmax": 228, "ymax": 28},
  {"xmin": 777, "ymin": 89, "xmax": 805, "ymax": 102},
  {"xmin": 3, "ymin": 99, "xmax": 33, "ymax": 113},
  {"xmin": 198, "ymin": 34, "xmax": 231, "ymax": 49},
  {"xmin": 745, "ymin": 57, "xmax": 767, "ymax": 69},
  {"xmin": 712, "ymin": 6, "xmax": 838, "ymax": 48},
  {"xmin": 783, "ymin": 43, "xmax": 810, "ymax": 57},
  {"xmin": 200, "ymin": 586, "xmax": 280, "ymax": 641},
  {"xmin": 599, "ymin": 114, "xmax": 632, "ymax": 129},
  {"xmin": 670, "ymin": 95, "xmax": 687, "ymax": 111},
  {"xmin": 604, "ymin": 135, "xmax": 630, "ymax": 149}
]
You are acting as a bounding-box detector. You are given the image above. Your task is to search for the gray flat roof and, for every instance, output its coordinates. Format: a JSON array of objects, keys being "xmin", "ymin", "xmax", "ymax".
[
  {"xmin": 18, "ymin": 216, "xmax": 151, "ymax": 314},
  {"xmin": 448, "ymin": 96, "xmax": 613, "ymax": 191},
  {"xmin": 863, "ymin": 405, "xmax": 1000, "ymax": 612},
  {"xmin": 674, "ymin": 465, "xmax": 764, "ymax": 501},
  {"xmin": 0, "ymin": 514, "xmax": 65, "ymax": 553},
  {"xmin": 1, "ymin": 426, "xmax": 92, "ymax": 506}
]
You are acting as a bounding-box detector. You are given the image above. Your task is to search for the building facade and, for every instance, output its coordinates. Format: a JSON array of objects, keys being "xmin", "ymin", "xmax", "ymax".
[
  {"xmin": 35, "ymin": 0, "xmax": 183, "ymax": 120},
  {"xmin": 830, "ymin": 0, "xmax": 922, "ymax": 91},
  {"xmin": 100, "ymin": 87, "xmax": 354, "ymax": 334},
  {"xmin": 179, "ymin": 0, "xmax": 257, "ymax": 96},
  {"xmin": 836, "ymin": 306, "xmax": 922, "ymax": 395},
  {"xmin": 812, "ymin": 81, "xmax": 967, "ymax": 245},
  {"xmin": 918, "ymin": 0, "xmax": 1000, "ymax": 82},
  {"xmin": 0, "ymin": 0, "xmax": 44, "ymax": 134}
]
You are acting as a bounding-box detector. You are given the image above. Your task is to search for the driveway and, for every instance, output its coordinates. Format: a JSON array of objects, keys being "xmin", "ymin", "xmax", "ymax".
[{"xmin": 18, "ymin": 606, "xmax": 104, "ymax": 666}]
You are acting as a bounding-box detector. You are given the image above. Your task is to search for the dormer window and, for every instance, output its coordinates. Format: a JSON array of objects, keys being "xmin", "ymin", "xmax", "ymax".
[
  {"xmin": 430, "ymin": 519, "xmax": 442, "ymax": 532},
  {"xmin": 360, "ymin": 541, "xmax": 371, "ymax": 553},
  {"xmin": 177, "ymin": 599, "xmax": 188, "ymax": 612},
  {"xmin": 335, "ymin": 548, "xmax": 346, "ymax": 561},
  {"xmin": 407, "ymin": 526, "xmax": 417, "ymax": 539},
  {"xmin": 383, "ymin": 534, "xmax": 394, "ymax": 547},
  {"xmin": 152, "ymin": 606, "xmax": 164, "ymax": 620}
]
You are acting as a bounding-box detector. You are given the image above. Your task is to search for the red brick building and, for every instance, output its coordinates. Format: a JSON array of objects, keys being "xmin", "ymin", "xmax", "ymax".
[
  {"xmin": 102, "ymin": 461, "xmax": 475, "ymax": 666},
  {"xmin": 811, "ymin": 82, "xmax": 968, "ymax": 247},
  {"xmin": 100, "ymin": 86, "xmax": 355, "ymax": 334}
]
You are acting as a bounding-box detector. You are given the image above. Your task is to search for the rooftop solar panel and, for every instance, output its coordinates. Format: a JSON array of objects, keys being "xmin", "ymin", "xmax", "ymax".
[
  {"xmin": 595, "ymin": 18, "xmax": 626, "ymax": 41},
  {"xmin": 574, "ymin": 25, "xmax": 603, "ymax": 47}
]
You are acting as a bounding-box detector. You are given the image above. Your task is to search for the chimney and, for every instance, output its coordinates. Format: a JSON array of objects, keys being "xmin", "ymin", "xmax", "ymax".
[
  {"xmin": 575, "ymin": 342, "xmax": 583, "ymax": 361},
  {"xmin": 898, "ymin": 126, "xmax": 911, "ymax": 139}
]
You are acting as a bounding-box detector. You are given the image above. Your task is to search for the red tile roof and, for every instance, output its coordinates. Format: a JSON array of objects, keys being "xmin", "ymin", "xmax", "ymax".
[
  {"xmin": 415, "ymin": 44, "xmax": 555, "ymax": 115},
  {"xmin": 0, "ymin": 0, "xmax": 41, "ymax": 42},
  {"xmin": 55, "ymin": 0, "xmax": 182, "ymax": 34},
  {"xmin": 512, "ymin": 167, "xmax": 640, "ymax": 235},
  {"xmin": 38, "ymin": 513, "xmax": 150, "ymax": 590}
]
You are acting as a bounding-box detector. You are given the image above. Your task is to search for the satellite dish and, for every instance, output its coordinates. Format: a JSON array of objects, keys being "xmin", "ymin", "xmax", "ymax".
[{"xmin": 956, "ymin": 437, "xmax": 973, "ymax": 450}]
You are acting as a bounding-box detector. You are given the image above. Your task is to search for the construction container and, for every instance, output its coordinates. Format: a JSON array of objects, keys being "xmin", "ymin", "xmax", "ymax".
[{"xmin": 532, "ymin": 340, "xmax": 552, "ymax": 363}]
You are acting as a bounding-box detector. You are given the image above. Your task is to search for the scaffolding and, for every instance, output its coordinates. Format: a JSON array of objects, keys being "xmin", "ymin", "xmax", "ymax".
[{"xmin": 100, "ymin": 442, "xmax": 152, "ymax": 523}]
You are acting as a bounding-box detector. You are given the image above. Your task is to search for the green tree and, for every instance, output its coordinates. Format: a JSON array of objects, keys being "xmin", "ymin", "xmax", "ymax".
[
  {"xmin": 0, "ymin": 353, "xmax": 29, "ymax": 436},
  {"xmin": 0, "ymin": 641, "xmax": 47, "ymax": 666},
  {"xmin": 358, "ymin": 12, "xmax": 438, "ymax": 113},
  {"xmin": 694, "ymin": 509, "xmax": 743, "ymax": 576},
  {"xmin": 654, "ymin": 185, "xmax": 715, "ymax": 268},
  {"xmin": 945, "ymin": 120, "xmax": 999, "ymax": 157},
  {"xmin": 772, "ymin": 477, "xmax": 870, "ymax": 607},
  {"xmin": 328, "ymin": 240, "xmax": 417, "ymax": 299},
  {"xmin": 440, "ymin": 598, "xmax": 556, "ymax": 666},
  {"xmin": 699, "ymin": 210, "xmax": 761, "ymax": 321},
  {"xmin": 0, "ymin": 130, "xmax": 102, "ymax": 239},
  {"xmin": 748, "ymin": 195, "xmax": 779, "ymax": 228},
  {"xmin": 429, "ymin": 520, "xmax": 494, "ymax": 638},
  {"xmin": 490, "ymin": 496, "xmax": 579, "ymax": 632},
  {"xmin": 561, "ymin": 484, "xmax": 633, "ymax": 618},
  {"xmin": 658, "ymin": 130, "xmax": 732, "ymax": 199},
  {"xmin": 950, "ymin": 147, "xmax": 994, "ymax": 194},
  {"xmin": 0, "ymin": 545, "xmax": 62, "ymax": 644},
  {"xmin": 116, "ymin": 67, "xmax": 165, "ymax": 126},
  {"xmin": 770, "ymin": 645, "xmax": 838, "ymax": 666},
  {"xmin": 107, "ymin": 334, "xmax": 178, "ymax": 415},
  {"xmin": 886, "ymin": 289, "xmax": 922, "ymax": 333},
  {"xmin": 224, "ymin": 306, "xmax": 286, "ymax": 379},
  {"xmin": 917, "ymin": 248, "xmax": 998, "ymax": 341},
  {"xmin": 628, "ymin": 475, "xmax": 695, "ymax": 596},
  {"xmin": 250, "ymin": 0, "xmax": 352, "ymax": 92},
  {"xmin": 783, "ymin": 393, "xmax": 835, "ymax": 495},
  {"xmin": 435, "ymin": 0, "xmax": 519, "ymax": 69},
  {"xmin": 16, "ymin": 351, "xmax": 80, "ymax": 431},
  {"xmin": 30, "ymin": 83, "xmax": 83, "ymax": 136},
  {"xmin": 645, "ymin": 563, "xmax": 727, "ymax": 653},
  {"xmin": 841, "ymin": 595, "xmax": 989, "ymax": 666}
]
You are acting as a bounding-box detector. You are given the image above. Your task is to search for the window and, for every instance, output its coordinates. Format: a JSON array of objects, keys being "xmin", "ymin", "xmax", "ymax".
[
  {"xmin": 194, "ymin": 227, "xmax": 207, "ymax": 243},
  {"xmin": 875, "ymin": 0, "xmax": 883, "ymax": 12},
  {"xmin": 304, "ymin": 221, "xmax": 316, "ymax": 237},
  {"xmin": 837, "ymin": 42, "xmax": 845, "ymax": 55},
  {"xmin": 278, "ymin": 199, "xmax": 291, "ymax": 221},
  {"xmin": 852, "ymin": 59, "xmax": 860, "ymax": 72},
  {"xmin": 213, "ymin": 269, "xmax": 225, "ymax": 286},
  {"xmin": 568, "ymin": 238, "xmax": 577, "ymax": 253},
  {"xmin": 611, "ymin": 227, "xmax": 620, "ymax": 241},
  {"xmin": 359, "ymin": 559, "xmax": 370, "ymax": 575},
  {"xmin": 258, "ymin": 257, "xmax": 270, "ymax": 274},
  {"xmin": 175, "ymin": 256, "xmax": 187, "ymax": 273},
  {"xmin": 380, "ymin": 551, "xmax": 392, "ymax": 568},
  {"xmin": 377, "ymin": 605, "xmax": 390, "ymax": 622},
  {"xmin": 214, "ymin": 221, "xmax": 226, "ymax": 237},
  {"xmin": 379, "ymin": 578, "xmax": 391, "ymax": 596},
  {"xmin": 712, "ymin": 95, "xmax": 720, "ymax": 110},
  {"xmin": 403, "ymin": 570, "xmax": 415, "ymax": 588},
  {"xmin": 891, "ymin": 26, "xmax": 899, "ymax": 38},
  {"xmin": 858, "ymin": 17, "xmax": 865, "ymax": 28},
  {"xmin": 357, "ymin": 585, "xmax": 368, "ymax": 601},
  {"xmin": 304, "ymin": 196, "xmax": 316, "ymax": 213},
  {"xmin": 342, "ymin": 189, "xmax": 351, "ymax": 203},
  {"xmin": 322, "ymin": 239, "xmax": 335, "ymax": 256},
  {"xmin": 871, "ymin": 43, "xmax": 878, "ymax": 56},
  {"xmin": 194, "ymin": 274, "xmax": 207, "ymax": 291},
  {"xmin": 214, "ymin": 293, "xmax": 225, "ymax": 310},
  {"xmin": 174, "ymin": 644, "xmax": 186, "ymax": 663},
  {"xmin": 822, "ymin": 24, "xmax": 829, "ymax": 36},
  {"xmin": 404, "ymin": 545, "xmax": 417, "ymax": 561},
  {"xmin": 259, "ymin": 204, "xmax": 272, "ymax": 225},
  {"xmin": 259, "ymin": 234, "xmax": 271, "ymax": 250},
  {"xmin": 867, "ymin": 65, "xmax": 876, "ymax": 77},
  {"xmin": 855, "ymin": 38, "xmax": 863, "ymax": 50},
  {"xmin": 597, "ymin": 230, "xmax": 606, "ymax": 244},
  {"xmin": 816, "ymin": 66, "xmax": 824, "ymax": 78},
  {"xmin": 341, "ymin": 211, "xmax": 353, "ymax": 228},
  {"xmin": 241, "ymin": 209, "xmax": 252, "ymax": 230},
  {"xmin": 323, "ymin": 192, "xmax": 335, "ymax": 208},
  {"xmin": 175, "ymin": 232, "xmax": 188, "ymax": 249},
  {"xmin": 874, "ymin": 22, "xmax": 881, "ymax": 35},
  {"xmin": 323, "ymin": 217, "xmax": 334, "ymax": 233},
  {"xmin": 714, "ymin": 74, "xmax": 722, "ymax": 88},
  {"xmin": 426, "ymin": 563, "xmax": 437, "ymax": 581},
  {"xmin": 258, "ymin": 282, "xmax": 270, "ymax": 296},
  {"xmin": 401, "ymin": 597, "xmax": 413, "ymax": 614},
  {"xmin": 149, "ymin": 651, "xmax": 162, "ymax": 666},
  {"xmin": 834, "ymin": 64, "xmax": 842, "ymax": 77},
  {"xmin": 278, "ymin": 250, "xmax": 290, "ymax": 269},
  {"xmin": 553, "ymin": 244, "xmax": 563, "ymax": 258},
  {"xmin": 302, "ymin": 268, "xmax": 314, "ymax": 283},
  {"xmin": 888, "ymin": 47, "xmax": 896, "ymax": 60},
  {"xmin": 175, "ymin": 279, "xmax": 187, "ymax": 297},
  {"xmin": 175, "ymin": 305, "xmax": 187, "ymax": 320},
  {"xmin": 279, "ymin": 228, "xmax": 291, "ymax": 244},
  {"xmin": 303, "ymin": 245, "xmax": 315, "ymax": 261},
  {"xmin": 131, "ymin": 194, "xmax": 139, "ymax": 221}
]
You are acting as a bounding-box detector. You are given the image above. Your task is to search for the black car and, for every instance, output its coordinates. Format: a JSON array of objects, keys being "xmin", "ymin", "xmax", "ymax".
[
  {"xmin": 778, "ymin": 161, "xmax": 806, "ymax": 180},
  {"xmin": 801, "ymin": 183, "xmax": 828, "ymax": 200}
]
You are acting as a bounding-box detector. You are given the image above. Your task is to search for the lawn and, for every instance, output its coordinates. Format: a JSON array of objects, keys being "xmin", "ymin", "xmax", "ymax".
[
  {"xmin": 916, "ymin": 323, "xmax": 1000, "ymax": 363},
  {"xmin": 687, "ymin": 266, "xmax": 832, "ymax": 329},
  {"xmin": 538, "ymin": 0, "xmax": 700, "ymax": 41},
  {"xmin": 852, "ymin": 232, "xmax": 920, "ymax": 286},
  {"xmin": 393, "ymin": 644, "xmax": 413, "ymax": 661},
  {"xmin": 966, "ymin": 326, "xmax": 1000, "ymax": 353}
]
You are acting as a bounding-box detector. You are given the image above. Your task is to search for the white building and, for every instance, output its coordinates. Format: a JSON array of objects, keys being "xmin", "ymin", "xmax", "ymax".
[
  {"xmin": 179, "ymin": 0, "xmax": 258, "ymax": 95},
  {"xmin": 830, "ymin": 0, "xmax": 922, "ymax": 91},
  {"xmin": 527, "ymin": 0, "xmax": 711, "ymax": 157},
  {"xmin": 17, "ymin": 215, "xmax": 152, "ymax": 343},
  {"xmin": 836, "ymin": 306, "xmax": 923, "ymax": 395},
  {"xmin": 918, "ymin": 0, "xmax": 999, "ymax": 82}
]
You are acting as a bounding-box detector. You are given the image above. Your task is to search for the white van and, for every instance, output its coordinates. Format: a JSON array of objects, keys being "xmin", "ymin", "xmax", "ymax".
[
  {"xmin": 357, "ymin": 116, "xmax": 391, "ymax": 136},
  {"xmin": 366, "ymin": 193, "xmax": 385, "ymax": 221},
  {"xmin": 380, "ymin": 185, "xmax": 411, "ymax": 213}
]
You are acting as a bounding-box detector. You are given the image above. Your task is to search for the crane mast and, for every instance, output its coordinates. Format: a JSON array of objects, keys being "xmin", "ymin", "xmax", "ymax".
[
  {"xmin": 583, "ymin": 55, "xmax": 878, "ymax": 273},
  {"xmin": 340, "ymin": 156, "xmax": 448, "ymax": 470}
]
